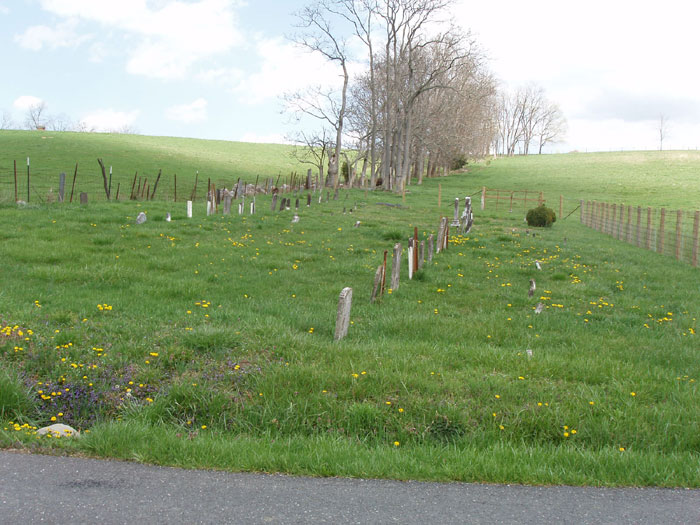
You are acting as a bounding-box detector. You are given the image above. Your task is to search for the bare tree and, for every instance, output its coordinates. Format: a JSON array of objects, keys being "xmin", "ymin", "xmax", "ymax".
[
  {"xmin": 496, "ymin": 84, "xmax": 565, "ymax": 155},
  {"xmin": 287, "ymin": 127, "xmax": 334, "ymax": 182},
  {"xmin": 48, "ymin": 113, "xmax": 73, "ymax": 132},
  {"xmin": 292, "ymin": 0, "xmax": 351, "ymax": 189},
  {"xmin": 535, "ymin": 101, "xmax": 566, "ymax": 153},
  {"xmin": 1, "ymin": 110, "xmax": 14, "ymax": 130},
  {"xmin": 658, "ymin": 114, "xmax": 668, "ymax": 151},
  {"xmin": 24, "ymin": 101, "xmax": 50, "ymax": 130}
]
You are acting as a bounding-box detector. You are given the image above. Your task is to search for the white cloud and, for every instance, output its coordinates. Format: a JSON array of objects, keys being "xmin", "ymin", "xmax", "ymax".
[
  {"xmin": 236, "ymin": 38, "xmax": 337, "ymax": 104},
  {"xmin": 239, "ymin": 132, "xmax": 288, "ymax": 144},
  {"xmin": 197, "ymin": 67, "xmax": 245, "ymax": 86},
  {"xmin": 13, "ymin": 95, "xmax": 45, "ymax": 110},
  {"xmin": 15, "ymin": 19, "xmax": 90, "ymax": 51},
  {"xmin": 79, "ymin": 109, "xmax": 139, "ymax": 132},
  {"xmin": 36, "ymin": 0, "xmax": 244, "ymax": 80},
  {"xmin": 165, "ymin": 98, "xmax": 208, "ymax": 123},
  {"xmin": 0, "ymin": 5, "xmax": 9, "ymax": 15}
]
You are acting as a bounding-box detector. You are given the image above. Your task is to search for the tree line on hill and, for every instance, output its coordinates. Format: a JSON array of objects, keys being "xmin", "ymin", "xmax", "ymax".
[
  {"xmin": 286, "ymin": 0, "xmax": 567, "ymax": 192},
  {"xmin": 0, "ymin": 102, "xmax": 137, "ymax": 135}
]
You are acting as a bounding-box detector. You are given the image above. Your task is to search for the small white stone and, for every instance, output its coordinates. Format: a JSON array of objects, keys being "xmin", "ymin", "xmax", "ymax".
[
  {"xmin": 136, "ymin": 212, "xmax": 147, "ymax": 224},
  {"xmin": 37, "ymin": 423, "xmax": 80, "ymax": 438}
]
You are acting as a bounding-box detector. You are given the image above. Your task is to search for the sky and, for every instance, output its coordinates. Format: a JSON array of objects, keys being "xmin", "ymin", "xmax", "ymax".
[{"xmin": 1, "ymin": 0, "xmax": 699, "ymax": 152}]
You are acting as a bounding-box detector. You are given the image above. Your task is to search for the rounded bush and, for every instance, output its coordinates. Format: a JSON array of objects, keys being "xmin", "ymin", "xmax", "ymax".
[{"xmin": 526, "ymin": 205, "xmax": 557, "ymax": 227}]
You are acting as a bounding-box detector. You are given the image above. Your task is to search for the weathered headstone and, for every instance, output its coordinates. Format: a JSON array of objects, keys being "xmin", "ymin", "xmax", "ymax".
[
  {"xmin": 391, "ymin": 243, "xmax": 401, "ymax": 291},
  {"xmin": 307, "ymin": 193, "xmax": 311, "ymax": 207},
  {"xmin": 80, "ymin": 192, "xmax": 88, "ymax": 205},
  {"xmin": 407, "ymin": 238, "xmax": 414, "ymax": 280},
  {"xmin": 418, "ymin": 240, "xmax": 425, "ymax": 269},
  {"xmin": 165, "ymin": 212, "xmax": 171, "ymax": 222},
  {"xmin": 271, "ymin": 194, "xmax": 278, "ymax": 212},
  {"xmin": 295, "ymin": 198, "xmax": 300, "ymax": 210},
  {"xmin": 58, "ymin": 172, "xmax": 66, "ymax": 202},
  {"xmin": 223, "ymin": 192, "xmax": 232, "ymax": 215},
  {"xmin": 428, "ymin": 234, "xmax": 434, "ymax": 262},
  {"xmin": 529, "ymin": 279, "xmax": 536, "ymax": 297},
  {"xmin": 451, "ymin": 197, "xmax": 460, "ymax": 226},
  {"xmin": 238, "ymin": 202, "xmax": 244, "ymax": 215},
  {"xmin": 187, "ymin": 200, "xmax": 193, "ymax": 218},
  {"xmin": 462, "ymin": 196, "xmax": 473, "ymax": 234},
  {"xmin": 136, "ymin": 212, "xmax": 147, "ymax": 224},
  {"xmin": 334, "ymin": 287, "xmax": 353, "ymax": 341},
  {"xmin": 279, "ymin": 197, "xmax": 285, "ymax": 212},
  {"xmin": 250, "ymin": 201, "xmax": 255, "ymax": 215},
  {"xmin": 370, "ymin": 266, "xmax": 384, "ymax": 303},
  {"xmin": 534, "ymin": 302, "xmax": 544, "ymax": 314}
]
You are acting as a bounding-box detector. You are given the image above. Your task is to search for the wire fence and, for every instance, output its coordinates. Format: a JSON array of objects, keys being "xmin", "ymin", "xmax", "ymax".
[
  {"xmin": 581, "ymin": 200, "xmax": 700, "ymax": 267},
  {"xmin": 0, "ymin": 159, "xmax": 309, "ymax": 204}
]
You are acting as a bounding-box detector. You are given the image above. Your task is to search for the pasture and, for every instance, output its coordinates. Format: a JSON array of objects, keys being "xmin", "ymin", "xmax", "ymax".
[{"xmin": 1, "ymin": 132, "xmax": 698, "ymax": 486}]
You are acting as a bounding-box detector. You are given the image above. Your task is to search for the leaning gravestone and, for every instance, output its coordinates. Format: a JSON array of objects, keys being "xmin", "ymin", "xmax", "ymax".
[
  {"xmin": 136, "ymin": 212, "xmax": 147, "ymax": 224},
  {"xmin": 80, "ymin": 192, "xmax": 88, "ymax": 205}
]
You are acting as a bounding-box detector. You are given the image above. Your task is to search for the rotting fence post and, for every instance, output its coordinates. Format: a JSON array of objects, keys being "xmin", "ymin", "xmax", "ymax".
[{"xmin": 645, "ymin": 207, "xmax": 653, "ymax": 250}]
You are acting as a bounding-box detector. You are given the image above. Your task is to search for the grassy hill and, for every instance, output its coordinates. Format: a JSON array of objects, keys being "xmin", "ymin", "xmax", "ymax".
[
  {"xmin": 0, "ymin": 133, "xmax": 698, "ymax": 487},
  {"xmin": 0, "ymin": 130, "xmax": 300, "ymax": 202}
]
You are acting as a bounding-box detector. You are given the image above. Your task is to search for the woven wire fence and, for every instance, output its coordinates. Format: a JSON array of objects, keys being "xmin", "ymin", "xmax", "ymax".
[{"xmin": 581, "ymin": 200, "xmax": 700, "ymax": 267}]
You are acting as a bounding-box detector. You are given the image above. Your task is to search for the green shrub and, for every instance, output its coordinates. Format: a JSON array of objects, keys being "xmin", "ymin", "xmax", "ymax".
[{"xmin": 526, "ymin": 205, "xmax": 557, "ymax": 227}]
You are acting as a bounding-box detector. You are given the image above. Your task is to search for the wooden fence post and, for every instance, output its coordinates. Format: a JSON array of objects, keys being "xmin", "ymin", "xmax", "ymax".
[
  {"xmin": 611, "ymin": 204, "xmax": 617, "ymax": 237},
  {"xmin": 591, "ymin": 201, "xmax": 597, "ymax": 229},
  {"xmin": 692, "ymin": 211, "xmax": 699, "ymax": 267},
  {"xmin": 602, "ymin": 203, "xmax": 608, "ymax": 234},
  {"xmin": 580, "ymin": 200, "xmax": 584, "ymax": 224},
  {"xmin": 618, "ymin": 204, "xmax": 625, "ymax": 240},
  {"xmin": 391, "ymin": 243, "xmax": 402, "ymax": 291},
  {"xmin": 335, "ymin": 287, "xmax": 353, "ymax": 340},
  {"xmin": 636, "ymin": 206, "xmax": 642, "ymax": 247},
  {"xmin": 675, "ymin": 209, "xmax": 682, "ymax": 261},
  {"xmin": 659, "ymin": 208, "xmax": 666, "ymax": 254},
  {"xmin": 646, "ymin": 207, "xmax": 653, "ymax": 250},
  {"xmin": 626, "ymin": 205, "xmax": 632, "ymax": 243}
]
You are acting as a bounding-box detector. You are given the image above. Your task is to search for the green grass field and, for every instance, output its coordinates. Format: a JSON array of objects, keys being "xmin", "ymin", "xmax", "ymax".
[{"xmin": 1, "ymin": 131, "xmax": 698, "ymax": 487}]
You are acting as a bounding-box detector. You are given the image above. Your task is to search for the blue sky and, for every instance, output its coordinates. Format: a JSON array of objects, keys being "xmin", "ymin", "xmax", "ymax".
[{"xmin": 2, "ymin": 0, "xmax": 700, "ymax": 152}]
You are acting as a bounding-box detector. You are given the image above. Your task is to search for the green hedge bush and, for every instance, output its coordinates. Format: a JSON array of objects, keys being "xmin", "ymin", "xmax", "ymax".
[{"xmin": 526, "ymin": 205, "xmax": 557, "ymax": 227}]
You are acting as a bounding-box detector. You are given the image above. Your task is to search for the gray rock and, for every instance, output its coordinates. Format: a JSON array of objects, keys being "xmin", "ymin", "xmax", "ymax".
[
  {"xmin": 136, "ymin": 212, "xmax": 147, "ymax": 224},
  {"xmin": 37, "ymin": 423, "xmax": 80, "ymax": 438}
]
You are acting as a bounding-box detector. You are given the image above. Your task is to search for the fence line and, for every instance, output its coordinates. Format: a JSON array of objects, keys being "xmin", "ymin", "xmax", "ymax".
[{"xmin": 580, "ymin": 200, "xmax": 700, "ymax": 267}]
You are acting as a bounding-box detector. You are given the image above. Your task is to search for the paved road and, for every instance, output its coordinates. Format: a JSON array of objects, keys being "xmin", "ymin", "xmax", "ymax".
[{"xmin": 1, "ymin": 450, "xmax": 698, "ymax": 524}]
